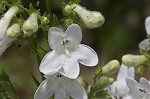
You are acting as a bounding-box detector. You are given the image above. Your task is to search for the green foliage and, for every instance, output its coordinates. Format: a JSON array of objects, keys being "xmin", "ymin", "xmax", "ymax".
[{"xmin": 0, "ymin": 70, "xmax": 18, "ymax": 99}]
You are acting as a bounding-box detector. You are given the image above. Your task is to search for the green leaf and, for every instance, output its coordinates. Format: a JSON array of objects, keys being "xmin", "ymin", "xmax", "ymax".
[{"xmin": 52, "ymin": 14, "xmax": 59, "ymax": 26}]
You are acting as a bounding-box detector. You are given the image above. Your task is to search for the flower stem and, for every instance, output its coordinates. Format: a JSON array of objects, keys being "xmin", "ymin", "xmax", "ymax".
[{"xmin": 46, "ymin": 0, "xmax": 51, "ymax": 14}]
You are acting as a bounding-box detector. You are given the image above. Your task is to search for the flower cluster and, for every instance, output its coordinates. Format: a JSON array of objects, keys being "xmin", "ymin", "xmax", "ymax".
[{"xmin": 34, "ymin": 24, "xmax": 99, "ymax": 99}]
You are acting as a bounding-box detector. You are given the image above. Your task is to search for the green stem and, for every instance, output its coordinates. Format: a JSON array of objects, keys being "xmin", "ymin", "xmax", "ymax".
[
  {"xmin": 29, "ymin": 37, "xmax": 45, "ymax": 82},
  {"xmin": 46, "ymin": 0, "xmax": 51, "ymax": 14}
]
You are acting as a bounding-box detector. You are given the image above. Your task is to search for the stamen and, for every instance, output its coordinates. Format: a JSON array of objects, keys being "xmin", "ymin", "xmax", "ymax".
[{"xmin": 139, "ymin": 88, "xmax": 148, "ymax": 93}]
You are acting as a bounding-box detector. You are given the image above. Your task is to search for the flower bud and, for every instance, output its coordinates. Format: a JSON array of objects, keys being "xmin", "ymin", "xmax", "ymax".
[
  {"xmin": 122, "ymin": 54, "xmax": 148, "ymax": 67},
  {"xmin": 71, "ymin": 4, "xmax": 105, "ymax": 29},
  {"xmin": 0, "ymin": 6, "xmax": 19, "ymax": 40},
  {"xmin": 64, "ymin": 5, "xmax": 72, "ymax": 14},
  {"xmin": 92, "ymin": 76, "xmax": 114, "ymax": 91},
  {"xmin": 7, "ymin": 23, "xmax": 20, "ymax": 38},
  {"xmin": 100, "ymin": 60, "xmax": 120, "ymax": 75},
  {"xmin": 23, "ymin": 13, "xmax": 38, "ymax": 37}
]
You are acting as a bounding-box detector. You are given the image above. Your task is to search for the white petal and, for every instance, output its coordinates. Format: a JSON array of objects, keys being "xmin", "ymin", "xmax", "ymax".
[
  {"xmin": 144, "ymin": 93, "xmax": 150, "ymax": 99},
  {"xmin": 138, "ymin": 38, "xmax": 150, "ymax": 50},
  {"xmin": 76, "ymin": 44, "xmax": 98, "ymax": 66},
  {"xmin": 122, "ymin": 96, "xmax": 133, "ymax": 99},
  {"xmin": 67, "ymin": 79, "xmax": 88, "ymax": 99},
  {"xmin": 34, "ymin": 79, "xmax": 54, "ymax": 99},
  {"xmin": 65, "ymin": 24, "xmax": 82, "ymax": 44},
  {"xmin": 139, "ymin": 77, "xmax": 150, "ymax": 91},
  {"xmin": 127, "ymin": 67, "xmax": 135, "ymax": 79},
  {"xmin": 145, "ymin": 17, "xmax": 150, "ymax": 34},
  {"xmin": 39, "ymin": 51, "xmax": 62, "ymax": 74},
  {"xmin": 48, "ymin": 27, "xmax": 64, "ymax": 51},
  {"xmin": 117, "ymin": 64, "xmax": 128, "ymax": 80},
  {"xmin": 126, "ymin": 78, "xmax": 139, "ymax": 91},
  {"xmin": 54, "ymin": 90, "xmax": 70, "ymax": 99},
  {"xmin": 62, "ymin": 60, "xmax": 80, "ymax": 79}
]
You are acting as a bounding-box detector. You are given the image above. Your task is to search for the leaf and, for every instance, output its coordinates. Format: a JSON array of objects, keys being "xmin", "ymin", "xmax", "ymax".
[{"xmin": 52, "ymin": 14, "xmax": 59, "ymax": 26}]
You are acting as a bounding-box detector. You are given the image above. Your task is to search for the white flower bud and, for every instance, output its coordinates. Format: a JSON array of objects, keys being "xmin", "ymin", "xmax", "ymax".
[
  {"xmin": 23, "ymin": 13, "xmax": 38, "ymax": 37},
  {"xmin": 0, "ymin": 6, "xmax": 19, "ymax": 40},
  {"xmin": 7, "ymin": 23, "xmax": 20, "ymax": 38},
  {"xmin": 122, "ymin": 54, "xmax": 148, "ymax": 67},
  {"xmin": 71, "ymin": 4, "xmax": 105, "ymax": 29},
  {"xmin": 64, "ymin": 5, "xmax": 72, "ymax": 14},
  {"xmin": 101, "ymin": 60, "xmax": 120, "ymax": 75}
]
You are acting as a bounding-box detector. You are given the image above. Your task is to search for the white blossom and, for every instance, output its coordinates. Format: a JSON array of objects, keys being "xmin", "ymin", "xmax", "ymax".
[
  {"xmin": 40, "ymin": 24, "xmax": 98, "ymax": 79},
  {"xmin": 109, "ymin": 64, "xmax": 135, "ymax": 99},
  {"xmin": 34, "ymin": 73, "xmax": 87, "ymax": 99},
  {"xmin": 125, "ymin": 77, "xmax": 150, "ymax": 99},
  {"xmin": 0, "ymin": 6, "xmax": 19, "ymax": 56}
]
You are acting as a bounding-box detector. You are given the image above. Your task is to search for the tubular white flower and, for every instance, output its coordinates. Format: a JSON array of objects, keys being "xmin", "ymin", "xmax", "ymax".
[
  {"xmin": 71, "ymin": 4, "xmax": 105, "ymax": 29},
  {"xmin": 23, "ymin": 13, "xmax": 38, "ymax": 37},
  {"xmin": 0, "ymin": 6, "xmax": 19, "ymax": 40},
  {"xmin": 125, "ymin": 77, "xmax": 150, "ymax": 99},
  {"xmin": 0, "ymin": 6, "xmax": 19, "ymax": 56},
  {"xmin": 122, "ymin": 54, "xmax": 148, "ymax": 67},
  {"xmin": 110, "ymin": 64, "xmax": 135, "ymax": 98},
  {"xmin": 40, "ymin": 24, "xmax": 98, "ymax": 79},
  {"xmin": 7, "ymin": 23, "xmax": 20, "ymax": 38},
  {"xmin": 34, "ymin": 73, "xmax": 88, "ymax": 99}
]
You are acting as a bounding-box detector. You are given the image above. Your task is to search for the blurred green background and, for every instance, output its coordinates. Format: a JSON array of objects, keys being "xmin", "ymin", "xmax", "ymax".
[{"xmin": 1, "ymin": 0, "xmax": 150, "ymax": 98}]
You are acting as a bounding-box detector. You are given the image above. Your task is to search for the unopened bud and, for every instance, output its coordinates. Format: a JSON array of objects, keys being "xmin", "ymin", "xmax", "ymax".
[
  {"xmin": 64, "ymin": 5, "xmax": 72, "ymax": 14},
  {"xmin": 7, "ymin": 23, "xmax": 20, "ymax": 38},
  {"xmin": 71, "ymin": 4, "xmax": 105, "ymax": 29},
  {"xmin": 101, "ymin": 60, "xmax": 120, "ymax": 75},
  {"xmin": 92, "ymin": 76, "xmax": 114, "ymax": 91},
  {"xmin": 23, "ymin": 13, "xmax": 38, "ymax": 37},
  {"xmin": 122, "ymin": 54, "xmax": 148, "ymax": 67}
]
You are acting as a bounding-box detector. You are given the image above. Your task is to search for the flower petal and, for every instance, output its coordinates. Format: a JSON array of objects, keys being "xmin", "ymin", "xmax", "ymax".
[
  {"xmin": 76, "ymin": 44, "xmax": 98, "ymax": 66},
  {"xmin": 138, "ymin": 38, "xmax": 150, "ymax": 50},
  {"xmin": 34, "ymin": 79, "xmax": 54, "ymax": 99},
  {"xmin": 145, "ymin": 17, "xmax": 150, "ymax": 34},
  {"xmin": 127, "ymin": 67, "xmax": 135, "ymax": 79},
  {"xmin": 144, "ymin": 93, "xmax": 150, "ymax": 99},
  {"xmin": 62, "ymin": 60, "xmax": 80, "ymax": 79},
  {"xmin": 65, "ymin": 24, "xmax": 82, "ymax": 44},
  {"xmin": 67, "ymin": 79, "xmax": 87, "ymax": 99},
  {"xmin": 117, "ymin": 64, "xmax": 128, "ymax": 80},
  {"xmin": 139, "ymin": 77, "xmax": 150, "ymax": 91},
  {"xmin": 54, "ymin": 90, "xmax": 70, "ymax": 99},
  {"xmin": 39, "ymin": 51, "xmax": 62, "ymax": 74},
  {"xmin": 126, "ymin": 78, "xmax": 139, "ymax": 91},
  {"xmin": 48, "ymin": 27, "xmax": 64, "ymax": 51}
]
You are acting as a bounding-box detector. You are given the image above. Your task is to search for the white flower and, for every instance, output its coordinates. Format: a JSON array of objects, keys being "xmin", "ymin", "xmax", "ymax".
[
  {"xmin": 7, "ymin": 23, "xmax": 20, "ymax": 38},
  {"xmin": 109, "ymin": 64, "xmax": 135, "ymax": 98},
  {"xmin": 0, "ymin": 6, "xmax": 19, "ymax": 40},
  {"xmin": 0, "ymin": 6, "xmax": 19, "ymax": 56},
  {"xmin": 34, "ymin": 73, "xmax": 87, "ymax": 99},
  {"xmin": 139, "ymin": 17, "xmax": 150, "ymax": 50},
  {"xmin": 71, "ymin": 4, "xmax": 105, "ymax": 29},
  {"xmin": 40, "ymin": 24, "xmax": 98, "ymax": 79},
  {"xmin": 23, "ymin": 13, "xmax": 38, "ymax": 37},
  {"xmin": 125, "ymin": 77, "xmax": 150, "ymax": 99}
]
